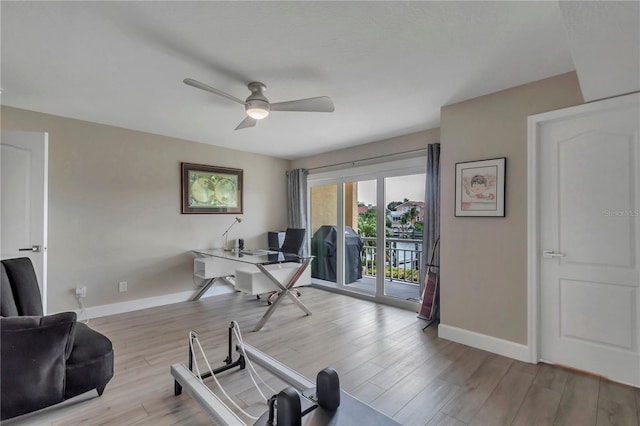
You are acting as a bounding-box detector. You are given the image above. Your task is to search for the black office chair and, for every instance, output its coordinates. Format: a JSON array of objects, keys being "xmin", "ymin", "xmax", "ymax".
[
  {"xmin": 279, "ymin": 228, "xmax": 306, "ymax": 256},
  {"xmin": 266, "ymin": 228, "xmax": 307, "ymax": 304}
]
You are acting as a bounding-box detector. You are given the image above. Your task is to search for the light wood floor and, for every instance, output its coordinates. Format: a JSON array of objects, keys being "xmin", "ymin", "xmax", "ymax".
[{"xmin": 6, "ymin": 287, "xmax": 640, "ymax": 426}]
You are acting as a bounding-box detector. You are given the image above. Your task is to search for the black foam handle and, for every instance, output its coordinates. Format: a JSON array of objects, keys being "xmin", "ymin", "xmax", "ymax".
[
  {"xmin": 277, "ymin": 387, "xmax": 301, "ymax": 426},
  {"xmin": 316, "ymin": 367, "xmax": 341, "ymax": 410}
]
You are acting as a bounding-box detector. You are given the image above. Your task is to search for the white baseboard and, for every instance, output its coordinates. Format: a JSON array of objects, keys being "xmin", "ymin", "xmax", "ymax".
[
  {"xmin": 438, "ymin": 323, "xmax": 531, "ymax": 363},
  {"xmin": 72, "ymin": 283, "xmax": 235, "ymax": 320}
]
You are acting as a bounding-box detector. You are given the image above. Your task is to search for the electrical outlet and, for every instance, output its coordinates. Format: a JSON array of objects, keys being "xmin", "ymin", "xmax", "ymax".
[
  {"xmin": 119, "ymin": 281, "xmax": 127, "ymax": 292},
  {"xmin": 75, "ymin": 286, "xmax": 87, "ymax": 298}
]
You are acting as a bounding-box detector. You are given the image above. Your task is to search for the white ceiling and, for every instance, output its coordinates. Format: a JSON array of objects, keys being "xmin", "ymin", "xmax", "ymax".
[
  {"xmin": 0, "ymin": 1, "xmax": 634, "ymax": 160},
  {"xmin": 559, "ymin": 1, "xmax": 640, "ymax": 103}
]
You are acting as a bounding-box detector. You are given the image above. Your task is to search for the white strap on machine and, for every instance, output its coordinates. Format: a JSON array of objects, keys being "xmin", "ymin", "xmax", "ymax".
[
  {"xmin": 231, "ymin": 320, "xmax": 278, "ymax": 398},
  {"xmin": 188, "ymin": 321, "xmax": 277, "ymax": 422}
]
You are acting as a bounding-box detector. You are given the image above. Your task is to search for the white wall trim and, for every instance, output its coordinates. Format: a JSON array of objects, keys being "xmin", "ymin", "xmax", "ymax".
[
  {"xmin": 438, "ymin": 323, "xmax": 531, "ymax": 363},
  {"xmin": 71, "ymin": 283, "xmax": 235, "ymax": 320}
]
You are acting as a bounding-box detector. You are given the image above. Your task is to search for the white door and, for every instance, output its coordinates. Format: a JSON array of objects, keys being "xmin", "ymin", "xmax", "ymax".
[
  {"xmin": 537, "ymin": 94, "xmax": 640, "ymax": 386},
  {"xmin": 1, "ymin": 130, "xmax": 48, "ymax": 313}
]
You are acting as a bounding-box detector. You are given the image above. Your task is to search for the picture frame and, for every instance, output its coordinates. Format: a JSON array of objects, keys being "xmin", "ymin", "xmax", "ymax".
[
  {"xmin": 181, "ymin": 162, "xmax": 243, "ymax": 214},
  {"xmin": 455, "ymin": 157, "xmax": 506, "ymax": 217}
]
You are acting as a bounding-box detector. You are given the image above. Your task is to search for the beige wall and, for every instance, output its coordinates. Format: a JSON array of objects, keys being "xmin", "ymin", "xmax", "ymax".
[
  {"xmin": 440, "ymin": 72, "xmax": 584, "ymax": 344},
  {"xmin": 310, "ymin": 183, "xmax": 358, "ymax": 236},
  {"xmin": 344, "ymin": 182, "xmax": 358, "ymax": 230},
  {"xmin": 310, "ymin": 185, "xmax": 337, "ymax": 236},
  {"xmin": 2, "ymin": 106, "xmax": 290, "ymax": 313}
]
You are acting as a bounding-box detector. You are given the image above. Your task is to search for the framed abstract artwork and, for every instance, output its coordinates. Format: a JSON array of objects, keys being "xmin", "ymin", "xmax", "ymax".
[
  {"xmin": 181, "ymin": 162, "xmax": 243, "ymax": 214},
  {"xmin": 455, "ymin": 157, "xmax": 506, "ymax": 217}
]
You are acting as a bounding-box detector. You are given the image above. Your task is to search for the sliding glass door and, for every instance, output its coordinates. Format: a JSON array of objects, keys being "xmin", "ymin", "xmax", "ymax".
[
  {"xmin": 383, "ymin": 174, "xmax": 425, "ymax": 301},
  {"xmin": 343, "ymin": 179, "xmax": 376, "ymax": 295},
  {"xmin": 308, "ymin": 157, "xmax": 427, "ymax": 308}
]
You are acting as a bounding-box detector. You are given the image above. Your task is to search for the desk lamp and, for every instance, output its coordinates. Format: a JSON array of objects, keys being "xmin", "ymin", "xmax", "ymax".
[{"xmin": 222, "ymin": 217, "xmax": 242, "ymax": 251}]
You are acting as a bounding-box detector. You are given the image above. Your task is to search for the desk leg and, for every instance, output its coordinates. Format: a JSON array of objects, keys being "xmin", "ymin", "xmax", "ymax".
[
  {"xmin": 253, "ymin": 258, "xmax": 313, "ymax": 332},
  {"xmin": 191, "ymin": 277, "xmax": 217, "ymax": 301}
]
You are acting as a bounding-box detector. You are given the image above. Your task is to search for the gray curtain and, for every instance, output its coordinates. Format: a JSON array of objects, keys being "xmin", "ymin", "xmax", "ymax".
[
  {"xmin": 423, "ymin": 143, "xmax": 440, "ymax": 271},
  {"xmin": 421, "ymin": 143, "xmax": 440, "ymax": 294},
  {"xmin": 287, "ymin": 168, "xmax": 309, "ymax": 256}
]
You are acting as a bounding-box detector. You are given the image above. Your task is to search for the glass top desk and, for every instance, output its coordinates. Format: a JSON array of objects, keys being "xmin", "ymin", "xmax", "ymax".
[{"xmin": 191, "ymin": 249, "xmax": 312, "ymax": 331}]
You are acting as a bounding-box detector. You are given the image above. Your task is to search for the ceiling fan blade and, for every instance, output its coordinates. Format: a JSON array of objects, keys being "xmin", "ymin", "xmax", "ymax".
[
  {"xmin": 235, "ymin": 116, "xmax": 257, "ymax": 130},
  {"xmin": 270, "ymin": 96, "xmax": 334, "ymax": 113},
  {"xmin": 183, "ymin": 78, "xmax": 245, "ymax": 105}
]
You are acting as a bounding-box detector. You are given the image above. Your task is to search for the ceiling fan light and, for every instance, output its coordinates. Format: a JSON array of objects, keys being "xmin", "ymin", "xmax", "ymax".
[
  {"xmin": 245, "ymin": 99, "xmax": 270, "ymax": 120},
  {"xmin": 246, "ymin": 108, "xmax": 269, "ymax": 120}
]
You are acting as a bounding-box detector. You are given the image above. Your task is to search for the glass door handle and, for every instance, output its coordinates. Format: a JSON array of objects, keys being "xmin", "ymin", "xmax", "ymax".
[{"xmin": 19, "ymin": 245, "xmax": 41, "ymax": 252}]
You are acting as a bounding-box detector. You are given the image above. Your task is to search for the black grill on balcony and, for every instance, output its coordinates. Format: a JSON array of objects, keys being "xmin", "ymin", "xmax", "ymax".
[{"xmin": 311, "ymin": 225, "xmax": 363, "ymax": 284}]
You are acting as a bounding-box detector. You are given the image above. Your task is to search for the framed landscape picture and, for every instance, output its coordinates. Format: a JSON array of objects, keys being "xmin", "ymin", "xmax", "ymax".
[
  {"xmin": 181, "ymin": 162, "xmax": 243, "ymax": 214},
  {"xmin": 455, "ymin": 157, "xmax": 506, "ymax": 217}
]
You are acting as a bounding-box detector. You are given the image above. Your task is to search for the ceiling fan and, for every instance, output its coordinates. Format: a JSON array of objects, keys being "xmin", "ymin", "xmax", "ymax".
[{"xmin": 183, "ymin": 78, "xmax": 335, "ymax": 130}]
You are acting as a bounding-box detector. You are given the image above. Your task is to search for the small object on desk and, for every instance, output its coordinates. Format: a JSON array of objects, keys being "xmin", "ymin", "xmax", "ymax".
[
  {"xmin": 238, "ymin": 238, "xmax": 244, "ymax": 251},
  {"xmin": 268, "ymin": 231, "xmax": 286, "ymax": 251},
  {"xmin": 240, "ymin": 249, "xmax": 278, "ymax": 256}
]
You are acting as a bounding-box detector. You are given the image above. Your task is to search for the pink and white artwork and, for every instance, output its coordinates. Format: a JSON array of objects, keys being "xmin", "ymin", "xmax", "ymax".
[{"xmin": 455, "ymin": 158, "xmax": 506, "ymax": 217}]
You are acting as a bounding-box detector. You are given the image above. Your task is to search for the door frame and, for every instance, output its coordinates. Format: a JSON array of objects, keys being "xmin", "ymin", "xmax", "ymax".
[
  {"xmin": 0, "ymin": 131, "xmax": 49, "ymax": 313},
  {"xmin": 527, "ymin": 93, "xmax": 640, "ymax": 364}
]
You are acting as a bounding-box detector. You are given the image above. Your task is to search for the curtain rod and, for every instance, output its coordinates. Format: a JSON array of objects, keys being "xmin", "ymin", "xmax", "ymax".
[{"xmin": 298, "ymin": 147, "xmax": 430, "ymax": 174}]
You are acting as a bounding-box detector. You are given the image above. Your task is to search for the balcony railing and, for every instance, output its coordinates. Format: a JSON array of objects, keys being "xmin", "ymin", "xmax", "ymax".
[{"xmin": 360, "ymin": 236, "xmax": 423, "ymax": 284}]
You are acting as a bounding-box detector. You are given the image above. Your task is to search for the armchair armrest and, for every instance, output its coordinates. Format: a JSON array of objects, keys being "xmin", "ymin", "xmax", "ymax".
[{"xmin": 1, "ymin": 312, "xmax": 77, "ymax": 420}]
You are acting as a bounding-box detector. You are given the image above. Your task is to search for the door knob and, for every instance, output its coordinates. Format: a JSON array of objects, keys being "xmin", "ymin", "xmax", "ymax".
[
  {"xmin": 19, "ymin": 245, "xmax": 41, "ymax": 253},
  {"xmin": 543, "ymin": 249, "xmax": 565, "ymax": 258}
]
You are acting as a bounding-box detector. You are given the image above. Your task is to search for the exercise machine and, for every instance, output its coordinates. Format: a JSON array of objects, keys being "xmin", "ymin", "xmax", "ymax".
[{"xmin": 171, "ymin": 323, "xmax": 400, "ymax": 426}]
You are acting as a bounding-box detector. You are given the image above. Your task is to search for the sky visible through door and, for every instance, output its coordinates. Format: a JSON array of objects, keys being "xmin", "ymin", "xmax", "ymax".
[{"xmin": 357, "ymin": 175, "xmax": 425, "ymax": 206}]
